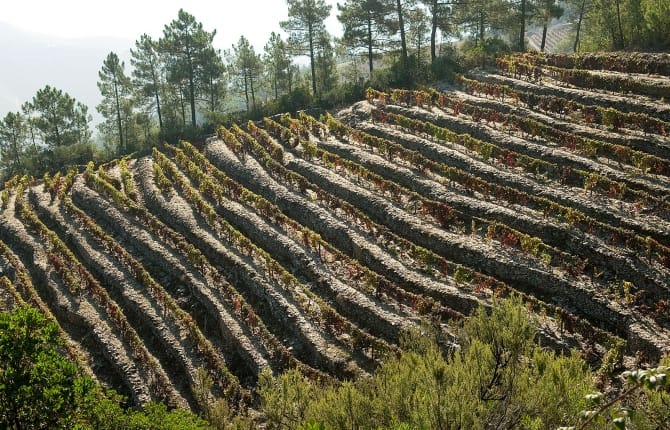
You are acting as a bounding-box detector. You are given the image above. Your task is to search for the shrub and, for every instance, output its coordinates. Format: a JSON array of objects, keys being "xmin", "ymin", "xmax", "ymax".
[
  {"xmin": 0, "ymin": 306, "xmax": 208, "ymax": 429},
  {"xmin": 259, "ymin": 296, "xmax": 593, "ymax": 429}
]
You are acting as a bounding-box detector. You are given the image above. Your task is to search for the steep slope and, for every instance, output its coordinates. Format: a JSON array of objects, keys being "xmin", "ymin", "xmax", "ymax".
[{"xmin": 1, "ymin": 52, "xmax": 669, "ymax": 412}]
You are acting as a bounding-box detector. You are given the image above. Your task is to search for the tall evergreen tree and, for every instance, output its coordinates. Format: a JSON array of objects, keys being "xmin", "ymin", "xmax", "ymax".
[
  {"xmin": 97, "ymin": 52, "xmax": 132, "ymax": 155},
  {"xmin": 22, "ymin": 86, "xmax": 91, "ymax": 149},
  {"xmin": 583, "ymin": 0, "xmax": 625, "ymax": 49},
  {"xmin": 0, "ymin": 112, "xmax": 28, "ymax": 178},
  {"xmin": 639, "ymin": 0, "xmax": 670, "ymax": 49},
  {"xmin": 613, "ymin": 0, "xmax": 625, "ymax": 49},
  {"xmin": 281, "ymin": 0, "xmax": 332, "ymax": 97},
  {"xmin": 228, "ymin": 36, "xmax": 263, "ymax": 113},
  {"xmin": 315, "ymin": 32, "xmax": 338, "ymax": 96},
  {"xmin": 160, "ymin": 9, "xmax": 218, "ymax": 128},
  {"xmin": 263, "ymin": 32, "xmax": 293, "ymax": 100},
  {"xmin": 532, "ymin": 0, "xmax": 564, "ymax": 51},
  {"xmin": 199, "ymin": 46, "xmax": 227, "ymax": 114},
  {"xmin": 21, "ymin": 86, "xmax": 92, "ymax": 172},
  {"xmin": 578, "ymin": 0, "xmax": 668, "ymax": 50},
  {"xmin": 570, "ymin": 0, "xmax": 589, "ymax": 51},
  {"xmin": 337, "ymin": 0, "xmax": 396, "ymax": 75},
  {"xmin": 514, "ymin": 0, "xmax": 534, "ymax": 51},
  {"xmin": 407, "ymin": 7, "xmax": 431, "ymax": 75},
  {"xmin": 131, "ymin": 34, "xmax": 164, "ymax": 130},
  {"xmin": 391, "ymin": 0, "xmax": 415, "ymax": 62},
  {"xmin": 420, "ymin": 0, "xmax": 453, "ymax": 63},
  {"xmin": 453, "ymin": 0, "xmax": 508, "ymax": 47}
]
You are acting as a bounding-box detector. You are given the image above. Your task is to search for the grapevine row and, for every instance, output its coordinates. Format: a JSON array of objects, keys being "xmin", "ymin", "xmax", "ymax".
[
  {"xmin": 518, "ymin": 52, "xmax": 670, "ymax": 77},
  {"xmin": 285, "ymin": 115, "xmax": 585, "ymax": 278},
  {"xmin": 171, "ymin": 142, "xmax": 451, "ymax": 320},
  {"xmin": 152, "ymin": 147, "xmax": 396, "ymax": 362},
  {"xmin": 13, "ymin": 177, "xmax": 174, "ymax": 402},
  {"xmin": 497, "ymin": 55, "xmax": 670, "ymax": 99},
  {"xmin": 350, "ymin": 107, "xmax": 670, "ymax": 270},
  {"xmin": 282, "ymin": 114, "xmax": 644, "ymax": 350},
  {"xmin": 372, "ymin": 94, "xmax": 670, "ymax": 231},
  {"xmin": 59, "ymin": 195, "xmax": 246, "ymax": 403},
  {"xmin": 81, "ymin": 160, "xmax": 326, "ymax": 382},
  {"xmin": 455, "ymin": 74, "xmax": 669, "ymax": 146}
]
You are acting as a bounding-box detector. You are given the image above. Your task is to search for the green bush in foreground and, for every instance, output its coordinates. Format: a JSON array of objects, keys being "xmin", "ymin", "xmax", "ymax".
[
  {"xmin": 0, "ymin": 305, "xmax": 82, "ymax": 428},
  {"xmin": 259, "ymin": 296, "xmax": 592, "ymax": 429},
  {"xmin": 258, "ymin": 296, "xmax": 670, "ymax": 430},
  {"xmin": 0, "ymin": 305, "xmax": 207, "ymax": 430}
]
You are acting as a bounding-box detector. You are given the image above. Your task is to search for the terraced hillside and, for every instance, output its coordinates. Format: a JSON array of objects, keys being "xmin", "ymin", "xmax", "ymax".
[{"xmin": 1, "ymin": 51, "xmax": 669, "ymax": 413}]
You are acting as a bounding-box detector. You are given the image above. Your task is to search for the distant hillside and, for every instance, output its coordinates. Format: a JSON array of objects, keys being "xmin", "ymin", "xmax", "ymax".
[
  {"xmin": 0, "ymin": 22, "xmax": 131, "ymax": 124},
  {"xmin": 527, "ymin": 22, "xmax": 574, "ymax": 53}
]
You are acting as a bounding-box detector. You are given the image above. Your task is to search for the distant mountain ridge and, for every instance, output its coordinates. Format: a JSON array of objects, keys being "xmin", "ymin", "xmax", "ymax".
[{"xmin": 0, "ymin": 22, "xmax": 131, "ymax": 125}]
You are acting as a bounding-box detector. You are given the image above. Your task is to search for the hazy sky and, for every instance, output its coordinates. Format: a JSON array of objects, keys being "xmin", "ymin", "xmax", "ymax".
[{"xmin": 2, "ymin": 0, "xmax": 342, "ymax": 50}]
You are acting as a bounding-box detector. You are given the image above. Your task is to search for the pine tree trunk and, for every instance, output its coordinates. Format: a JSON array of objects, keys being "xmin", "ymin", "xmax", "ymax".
[
  {"xmin": 151, "ymin": 59, "xmax": 163, "ymax": 130},
  {"xmin": 208, "ymin": 77, "xmax": 213, "ymax": 112},
  {"xmin": 417, "ymin": 33, "xmax": 422, "ymax": 76},
  {"xmin": 113, "ymin": 80, "xmax": 124, "ymax": 155},
  {"xmin": 273, "ymin": 67, "xmax": 278, "ymax": 100},
  {"xmin": 53, "ymin": 117, "xmax": 62, "ymax": 147},
  {"xmin": 431, "ymin": 6, "xmax": 438, "ymax": 63},
  {"xmin": 12, "ymin": 131, "xmax": 22, "ymax": 174},
  {"xmin": 188, "ymin": 57, "xmax": 196, "ymax": 128},
  {"xmin": 244, "ymin": 73, "xmax": 250, "ymax": 112},
  {"xmin": 478, "ymin": 12, "xmax": 485, "ymax": 46},
  {"xmin": 541, "ymin": 20, "xmax": 548, "ymax": 52},
  {"xmin": 573, "ymin": 0, "xmax": 586, "ymax": 52},
  {"xmin": 29, "ymin": 126, "xmax": 43, "ymax": 171},
  {"xmin": 519, "ymin": 0, "xmax": 526, "ymax": 51},
  {"xmin": 308, "ymin": 22, "xmax": 318, "ymax": 96},
  {"xmin": 614, "ymin": 0, "xmax": 625, "ymax": 49},
  {"xmin": 180, "ymin": 87, "xmax": 186, "ymax": 125},
  {"xmin": 367, "ymin": 13, "xmax": 374, "ymax": 75},
  {"xmin": 251, "ymin": 77, "xmax": 256, "ymax": 111},
  {"xmin": 155, "ymin": 88, "xmax": 163, "ymax": 130},
  {"xmin": 397, "ymin": 0, "xmax": 408, "ymax": 61}
]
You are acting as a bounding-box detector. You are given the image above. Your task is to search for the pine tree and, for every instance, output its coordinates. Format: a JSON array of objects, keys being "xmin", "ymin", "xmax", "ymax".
[
  {"xmin": 407, "ymin": 7, "xmax": 431, "ymax": 77},
  {"xmin": 532, "ymin": 0, "xmax": 564, "ymax": 51},
  {"xmin": 131, "ymin": 34, "xmax": 164, "ymax": 130},
  {"xmin": 337, "ymin": 0, "xmax": 396, "ymax": 75},
  {"xmin": 22, "ymin": 86, "xmax": 91, "ymax": 149},
  {"xmin": 452, "ymin": 0, "xmax": 509, "ymax": 46},
  {"xmin": 420, "ymin": 0, "xmax": 453, "ymax": 63},
  {"xmin": 315, "ymin": 32, "xmax": 337, "ymax": 96},
  {"xmin": 160, "ymin": 9, "xmax": 218, "ymax": 128},
  {"xmin": 97, "ymin": 52, "xmax": 132, "ymax": 155},
  {"xmin": 391, "ymin": 0, "xmax": 415, "ymax": 62},
  {"xmin": 570, "ymin": 0, "xmax": 589, "ymax": 51},
  {"xmin": 228, "ymin": 36, "xmax": 263, "ymax": 112},
  {"xmin": 199, "ymin": 46, "xmax": 227, "ymax": 114},
  {"xmin": 22, "ymin": 86, "xmax": 92, "ymax": 171},
  {"xmin": 263, "ymin": 32, "xmax": 293, "ymax": 100},
  {"xmin": 280, "ymin": 0, "xmax": 332, "ymax": 97},
  {"xmin": 0, "ymin": 112, "xmax": 28, "ymax": 178},
  {"xmin": 502, "ymin": 0, "xmax": 536, "ymax": 51}
]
